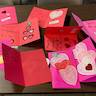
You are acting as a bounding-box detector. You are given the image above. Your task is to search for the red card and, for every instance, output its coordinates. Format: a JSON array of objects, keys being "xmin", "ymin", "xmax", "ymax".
[
  {"xmin": 2, "ymin": 44, "xmax": 51, "ymax": 86},
  {"xmin": 0, "ymin": 18, "xmax": 40, "ymax": 46},
  {"xmin": 28, "ymin": 7, "xmax": 68, "ymax": 28},
  {"xmin": 44, "ymin": 27, "xmax": 81, "ymax": 51},
  {"xmin": 0, "ymin": 6, "xmax": 18, "ymax": 25}
]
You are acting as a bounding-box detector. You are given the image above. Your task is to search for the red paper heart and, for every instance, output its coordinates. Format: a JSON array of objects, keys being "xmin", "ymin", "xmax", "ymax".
[
  {"xmin": 86, "ymin": 64, "xmax": 93, "ymax": 70},
  {"xmin": 55, "ymin": 60, "xmax": 70, "ymax": 70}
]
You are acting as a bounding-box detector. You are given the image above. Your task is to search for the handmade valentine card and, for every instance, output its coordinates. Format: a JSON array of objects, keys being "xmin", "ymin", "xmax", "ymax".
[
  {"xmin": 2, "ymin": 44, "xmax": 51, "ymax": 86},
  {"xmin": 28, "ymin": 7, "xmax": 68, "ymax": 28},
  {"xmin": 72, "ymin": 13, "xmax": 96, "ymax": 43},
  {"xmin": 0, "ymin": 39, "xmax": 11, "ymax": 70},
  {"xmin": 44, "ymin": 26, "xmax": 81, "ymax": 51},
  {"xmin": 0, "ymin": 18, "xmax": 40, "ymax": 46},
  {"xmin": 0, "ymin": 6, "xmax": 18, "ymax": 25},
  {"xmin": 48, "ymin": 51, "xmax": 80, "ymax": 88},
  {"xmin": 73, "ymin": 38, "xmax": 96, "ymax": 82}
]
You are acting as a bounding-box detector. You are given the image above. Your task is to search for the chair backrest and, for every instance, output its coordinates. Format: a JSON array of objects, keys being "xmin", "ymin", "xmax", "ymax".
[
  {"xmin": 37, "ymin": 0, "xmax": 83, "ymax": 6},
  {"xmin": 0, "ymin": 0, "xmax": 13, "ymax": 5}
]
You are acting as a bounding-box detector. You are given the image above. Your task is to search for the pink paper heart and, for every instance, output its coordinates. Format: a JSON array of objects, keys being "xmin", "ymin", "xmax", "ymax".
[{"xmin": 59, "ymin": 65, "xmax": 77, "ymax": 85}]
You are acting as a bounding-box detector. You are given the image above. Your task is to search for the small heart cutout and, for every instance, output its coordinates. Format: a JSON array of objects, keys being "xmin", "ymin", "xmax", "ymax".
[
  {"xmin": 86, "ymin": 64, "xmax": 93, "ymax": 70},
  {"xmin": 49, "ymin": 10, "xmax": 63, "ymax": 19},
  {"xmin": 59, "ymin": 65, "xmax": 77, "ymax": 85}
]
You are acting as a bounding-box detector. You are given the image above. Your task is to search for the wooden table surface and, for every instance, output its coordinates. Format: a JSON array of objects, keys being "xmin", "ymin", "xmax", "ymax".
[{"xmin": 0, "ymin": 4, "xmax": 96, "ymax": 93}]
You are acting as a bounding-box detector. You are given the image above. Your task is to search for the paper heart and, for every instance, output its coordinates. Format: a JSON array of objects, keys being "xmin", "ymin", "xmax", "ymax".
[
  {"xmin": 77, "ymin": 56, "xmax": 96, "ymax": 75},
  {"xmin": 59, "ymin": 65, "xmax": 77, "ymax": 85},
  {"xmin": 50, "ymin": 53, "xmax": 69, "ymax": 67},
  {"xmin": 55, "ymin": 60, "xmax": 70, "ymax": 70},
  {"xmin": 73, "ymin": 42, "xmax": 87, "ymax": 60},
  {"xmin": 49, "ymin": 10, "xmax": 63, "ymax": 19},
  {"xmin": 86, "ymin": 64, "xmax": 93, "ymax": 70}
]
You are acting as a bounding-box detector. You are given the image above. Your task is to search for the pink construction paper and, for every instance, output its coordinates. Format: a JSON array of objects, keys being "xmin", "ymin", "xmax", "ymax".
[
  {"xmin": 0, "ymin": 18, "xmax": 40, "ymax": 46},
  {"xmin": 2, "ymin": 44, "xmax": 51, "ymax": 86},
  {"xmin": 28, "ymin": 7, "xmax": 68, "ymax": 28},
  {"xmin": 0, "ymin": 6, "xmax": 18, "ymax": 25},
  {"xmin": 48, "ymin": 38, "xmax": 96, "ymax": 88},
  {"xmin": 72, "ymin": 13, "xmax": 96, "ymax": 43},
  {"xmin": 48, "ymin": 51, "xmax": 80, "ymax": 89},
  {"xmin": 73, "ymin": 38, "xmax": 96, "ymax": 82},
  {"xmin": 0, "ymin": 39, "xmax": 11, "ymax": 70}
]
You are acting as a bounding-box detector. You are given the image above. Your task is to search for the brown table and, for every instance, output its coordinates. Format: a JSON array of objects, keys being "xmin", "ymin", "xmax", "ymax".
[{"xmin": 0, "ymin": 4, "xmax": 96, "ymax": 94}]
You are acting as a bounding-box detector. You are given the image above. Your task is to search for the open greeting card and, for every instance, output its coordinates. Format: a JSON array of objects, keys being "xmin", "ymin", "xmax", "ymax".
[
  {"xmin": 0, "ymin": 40, "xmax": 11, "ymax": 70},
  {"xmin": 2, "ymin": 44, "xmax": 51, "ymax": 86},
  {"xmin": 73, "ymin": 38, "xmax": 96, "ymax": 82},
  {"xmin": 28, "ymin": 7, "xmax": 68, "ymax": 28},
  {"xmin": 72, "ymin": 13, "xmax": 96, "ymax": 43},
  {"xmin": 48, "ymin": 50, "xmax": 80, "ymax": 88},
  {"xmin": 0, "ymin": 18, "xmax": 40, "ymax": 46},
  {"xmin": 0, "ymin": 6, "xmax": 18, "ymax": 25},
  {"xmin": 44, "ymin": 26, "xmax": 81, "ymax": 51},
  {"xmin": 48, "ymin": 38, "xmax": 96, "ymax": 88}
]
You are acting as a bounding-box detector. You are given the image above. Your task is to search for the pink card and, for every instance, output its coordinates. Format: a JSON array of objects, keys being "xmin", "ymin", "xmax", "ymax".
[
  {"xmin": 0, "ymin": 40, "xmax": 11, "ymax": 70},
  {"xmin": 48, "ymin": 38, "xmax": 96, "ymax": 88},
  {"xmin": 0, "ymin": 18, "xmax": 40, "ymax": 46},
  {"xmin": 2, "ymin": 44, "xmax": 51, "ymax": 86},
  {"xmin": 0, "ymin": 6, "xmax": 18, "ymax": 25},
  {"xmin": 28, "ymin": 7, "xmax": 68, "ymax": 28},
  {"xmin": 44, "ymin": 26, "xmax": 80, "ymax": 51},
  {"xmin": 72, "ymin": 13, "xmax": 96, "ymax": 43},
  {"xmin": 48, "ymin": 51, "xmax": 80, "ymax": 89},
  {"xmin": 73, "ymin": 38, "xmax": 96, "ymax": 82}
]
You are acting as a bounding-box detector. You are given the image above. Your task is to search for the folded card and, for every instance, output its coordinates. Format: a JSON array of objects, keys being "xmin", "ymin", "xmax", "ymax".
[
  {"xmin": 48, "ymin": 38, "xmax": 96, "ymax": 89},
  {"xmin": 73, "ymin": 38, "xmax": 96, "ymax": 82},
  {"xmin": 48, "ymin": 51, "xmax": 80, "ymax": 88},
  {"xmin": 0, "ymin": 18, "xmax": 40, "ymax": 46},
  {"xmin": 2, "ymin": 44, "xmax": 51, "ymax": 86},
  {"xmin": 72, "ymin": 13, "xmax": 96, "ymax": 43},
  {"xmin": 28, "ymin": 7, "xmax": 68, "ymax": 28},
  {"xmin": 0, "ymin": 6, "xmax": 18, "ymax": 25},
  {"xmin": 44, "ymin": 26, "xmax": 80, "ymax": 51}
]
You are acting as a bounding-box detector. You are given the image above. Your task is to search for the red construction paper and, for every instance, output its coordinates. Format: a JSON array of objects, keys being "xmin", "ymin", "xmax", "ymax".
[
  {"xmin": 44, "ymin": 26, "xmax": 81, "ymax": 51},
  {"xmin": 28, "ymin": 7, "xmax": 68, "ymax": 28},
  {"xmin": 0, "ymin": 18, "xmax": 40, "ymax": 46},
  {"xmin": 2, "ymin": 44, "xmax": 51, "ymax": 86}
]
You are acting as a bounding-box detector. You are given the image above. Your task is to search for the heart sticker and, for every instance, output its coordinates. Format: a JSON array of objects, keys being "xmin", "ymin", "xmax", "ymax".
[
  {"xmin": 59, "ymin": 65, "xmax": 77, "ymax": 85},
  {"xmin": 49, "ymin": 10, "xmax": 63, "ymax": 19}
]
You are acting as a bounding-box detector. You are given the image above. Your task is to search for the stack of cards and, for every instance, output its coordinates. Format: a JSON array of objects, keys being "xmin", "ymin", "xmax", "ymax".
[{"xmin": 1, "ymin": 6, "xmax": 96, "ymax": 88}]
